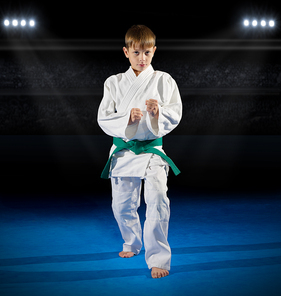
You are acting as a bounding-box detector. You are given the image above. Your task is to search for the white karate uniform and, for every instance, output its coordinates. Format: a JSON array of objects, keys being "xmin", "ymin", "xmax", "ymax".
[{"xmin": 97, "ymin": 65, "xmax": 182, "ymax": 270}]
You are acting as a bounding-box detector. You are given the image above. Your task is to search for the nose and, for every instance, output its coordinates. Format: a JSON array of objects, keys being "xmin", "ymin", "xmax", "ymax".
[{"xmin": 139, "ymin": 52, "xmax": 146, "ymax": 61}]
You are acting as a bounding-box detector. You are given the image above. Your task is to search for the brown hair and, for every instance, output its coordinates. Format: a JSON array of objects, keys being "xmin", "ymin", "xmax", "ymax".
[{"xmin": 125, "ymin": 25, "xmax": 156, "ymax": 49}]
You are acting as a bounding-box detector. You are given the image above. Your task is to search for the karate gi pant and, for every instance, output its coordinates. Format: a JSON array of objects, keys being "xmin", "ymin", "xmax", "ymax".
[{"xmin": 111, "ymin": 159, "xmax": 171, "ymax": 271}]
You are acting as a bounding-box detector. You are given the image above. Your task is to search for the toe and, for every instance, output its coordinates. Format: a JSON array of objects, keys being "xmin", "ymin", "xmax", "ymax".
[{"xmin": 151, "ymin": 267, "xmax": 169, "ymax": 279}]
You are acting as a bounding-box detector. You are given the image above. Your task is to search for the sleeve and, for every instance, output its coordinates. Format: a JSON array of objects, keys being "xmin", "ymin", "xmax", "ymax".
[
  {"xmin": 97, "ymin": 77, "xmax": 132, "ymax": 139},
  {"xmin": 146, "ymin": 75, "xmax": 182, "ymax": 137}
]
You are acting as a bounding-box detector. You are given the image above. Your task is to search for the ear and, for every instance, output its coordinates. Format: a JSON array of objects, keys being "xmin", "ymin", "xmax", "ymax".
[
  {"xmin": 153, "ymin": 46, "xmax": 157, "ymax": 55},
  {"xmin": 123, "ymin": 47, "xmax": 129, "ymax": 58}
]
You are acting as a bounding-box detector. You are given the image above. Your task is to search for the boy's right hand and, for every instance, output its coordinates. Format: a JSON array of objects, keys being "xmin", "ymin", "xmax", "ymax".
[{"xmin": 128, "ymin": 108, "xmax": 143, "ymax": 125}]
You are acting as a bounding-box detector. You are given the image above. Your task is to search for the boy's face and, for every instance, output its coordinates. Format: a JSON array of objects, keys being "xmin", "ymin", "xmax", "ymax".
[{"xmin": 123, "ymin": 44, "xmax": 156, "ymax": 76}]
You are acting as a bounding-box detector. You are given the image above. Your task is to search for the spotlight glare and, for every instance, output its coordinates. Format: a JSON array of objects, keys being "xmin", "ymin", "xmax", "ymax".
[
  {"xmin": 252, "ymin": 20, "xmax": 257, "ymax": 27},
  {"xmin": 21, "ymin": 20, "xmax": 26, "ymax": 27},
  {"xmin": 261, "ymin": 20, "xmax": 266, "ymax": 27},
  {"xmin": 244, "ymin": 19, "xmax": 249, "ymax": 27},
  {"xmin": 269, "ymin": 20, "xmax": 275, "ymax": 27},
  {"xmin": 4, "ymin": 19, "xmax": 9, "ymax": 26},
  {"xmin": 12, "ymin": 19, "xmax": 18, "ymax": 27},
  {"xmin": 29, "ymin": 20, "xmax": 35, "ymax": 27}
]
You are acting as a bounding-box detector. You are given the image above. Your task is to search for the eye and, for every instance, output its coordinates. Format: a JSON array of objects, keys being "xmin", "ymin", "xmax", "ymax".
[
  {"xmin": 145, "ymin": 51, "xmax": 151, "ymax": 55},
  {"xmin": 134, "ymin": 51, "xmax": 139, "ymax": 55}
]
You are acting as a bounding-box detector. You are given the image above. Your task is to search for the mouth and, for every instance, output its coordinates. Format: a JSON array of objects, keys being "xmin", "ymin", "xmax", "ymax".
[{"xmin": 139, "ymin": 64, "xmax": 146, "ymax": 67}]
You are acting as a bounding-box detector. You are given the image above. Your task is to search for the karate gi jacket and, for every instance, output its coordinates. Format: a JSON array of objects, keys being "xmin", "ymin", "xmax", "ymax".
[{"xmin": 97, "ymin": 65, "xmax": 182, "ymax": 178}]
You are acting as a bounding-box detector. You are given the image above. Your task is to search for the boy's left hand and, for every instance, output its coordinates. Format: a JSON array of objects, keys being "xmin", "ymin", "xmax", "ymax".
[{"xmin": 146, "ymin": 99, "xmax": 159, "ymax": 119}]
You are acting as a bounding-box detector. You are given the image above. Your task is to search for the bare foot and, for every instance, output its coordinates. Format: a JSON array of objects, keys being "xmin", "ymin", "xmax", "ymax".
[
  {"xmin": 119, "ymin": 251, "xmax": 135, "ymax": 258},
  {"xmin": 151, "ymin": 267, "xmax": 169, "ymax": 278}
]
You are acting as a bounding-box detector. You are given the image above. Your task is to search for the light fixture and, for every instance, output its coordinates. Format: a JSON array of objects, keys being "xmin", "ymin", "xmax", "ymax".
[
  {"xmin": 243, "ymin": 18, "xmax": 276, "ymax": 29},
  {"xmin": 244, "ymin": 20, "xmax": 249, "ymax": 27},
  {"xmin": 12, "ymin": 19, "xmax": 18, "ymax": 27}
]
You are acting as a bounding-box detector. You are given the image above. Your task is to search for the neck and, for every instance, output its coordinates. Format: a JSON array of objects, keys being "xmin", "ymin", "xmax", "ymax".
[{"xmin": 132, "ymin": 68, "xmax": 141, "ymax": 76}]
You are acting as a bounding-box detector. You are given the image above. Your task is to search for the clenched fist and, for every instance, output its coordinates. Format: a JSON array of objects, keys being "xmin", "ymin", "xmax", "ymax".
[
  {"xmin": 146, "ymin": 99, "xmax": 159, "ymax": 119},
  {"xmin": 128, "ymin": 108, "xmax": 143, "ymax": 125}
]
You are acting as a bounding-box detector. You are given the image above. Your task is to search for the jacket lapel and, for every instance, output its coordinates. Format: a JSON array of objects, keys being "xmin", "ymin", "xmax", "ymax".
[{"xmin": 118, "ymin": 65, "xmax": 154, "ymax": 113}]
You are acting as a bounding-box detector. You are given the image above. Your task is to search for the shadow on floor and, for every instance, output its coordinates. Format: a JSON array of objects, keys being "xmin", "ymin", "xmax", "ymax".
[{"xmin": 0, "ymin": 242, "xmax": 280, "ymax": 283}]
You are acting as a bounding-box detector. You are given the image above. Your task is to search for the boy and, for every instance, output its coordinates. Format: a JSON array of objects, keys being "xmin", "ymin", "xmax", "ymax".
[{"xmin": 98, "ymin": 25, "xmax": 182, "ymax": 278}]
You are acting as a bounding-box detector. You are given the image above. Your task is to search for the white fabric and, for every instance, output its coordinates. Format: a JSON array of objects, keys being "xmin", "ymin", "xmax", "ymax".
[
  {"xmin": 97, "ymin": 65, "xmax": 182, "ymax": 178},
  {"xmin": 98, "ymin": 64, "xmax": 181, "ymax": 270},
  {"xmin": 111, "ymin": 156, "xmax": 171, "ymax": 270}
]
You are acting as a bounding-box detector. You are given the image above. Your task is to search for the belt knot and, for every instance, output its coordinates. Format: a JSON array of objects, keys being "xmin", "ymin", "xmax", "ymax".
[{"xmin": 132, "ymin": 141, "xmax": 145, "ymax": 155}]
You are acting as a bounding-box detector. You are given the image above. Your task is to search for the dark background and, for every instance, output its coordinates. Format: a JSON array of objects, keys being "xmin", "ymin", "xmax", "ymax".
[
  {"xmin": 0, "ymin": 0, "xmax": 280, "ymax": 40},
  {"xmin": 0, "ymin": 0, "xmax": 281, "ymax": 196}
]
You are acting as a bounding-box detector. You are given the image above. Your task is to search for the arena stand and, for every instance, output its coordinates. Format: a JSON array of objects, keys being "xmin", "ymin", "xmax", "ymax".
[{"xmin": 0, "ymin": 47, "xmax": 280, "ymax": 135}]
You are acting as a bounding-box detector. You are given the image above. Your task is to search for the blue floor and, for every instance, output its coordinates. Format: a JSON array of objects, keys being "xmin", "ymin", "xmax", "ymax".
[{"xmin": 0, "ymin": 189, "xmax": 280, "ymax": 296}]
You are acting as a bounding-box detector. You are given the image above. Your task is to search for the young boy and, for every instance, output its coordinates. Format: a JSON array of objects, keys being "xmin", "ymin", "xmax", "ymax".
[{"xmin": 98, "ymin": 25, "xmax": 182, "ymax": 278}]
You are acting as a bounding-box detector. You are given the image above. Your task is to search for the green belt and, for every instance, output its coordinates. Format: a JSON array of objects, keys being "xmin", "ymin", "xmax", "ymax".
[{"xmin": 101, "ymin": 137, "xmax": 181, "ymax": 179}]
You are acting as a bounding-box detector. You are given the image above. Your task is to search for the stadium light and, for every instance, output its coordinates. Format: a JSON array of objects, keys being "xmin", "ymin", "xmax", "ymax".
[
  {"xmin": 244, "ymin": 19, "xmax": 249, "ymax": 27},
  {"xmin": 2, "ymin": 18, "xmax": 36, "ymax": 28},
  {"xmin": 12, "ymin": 19, "xmax": 18, "ymax": 27},
  {"xmin": 252, "ymin": 20, "xmax": 258, "ymax": 27},
  {"xmin": 243, "ymin": 18, "xmax": 276, "ymax": 28}
]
